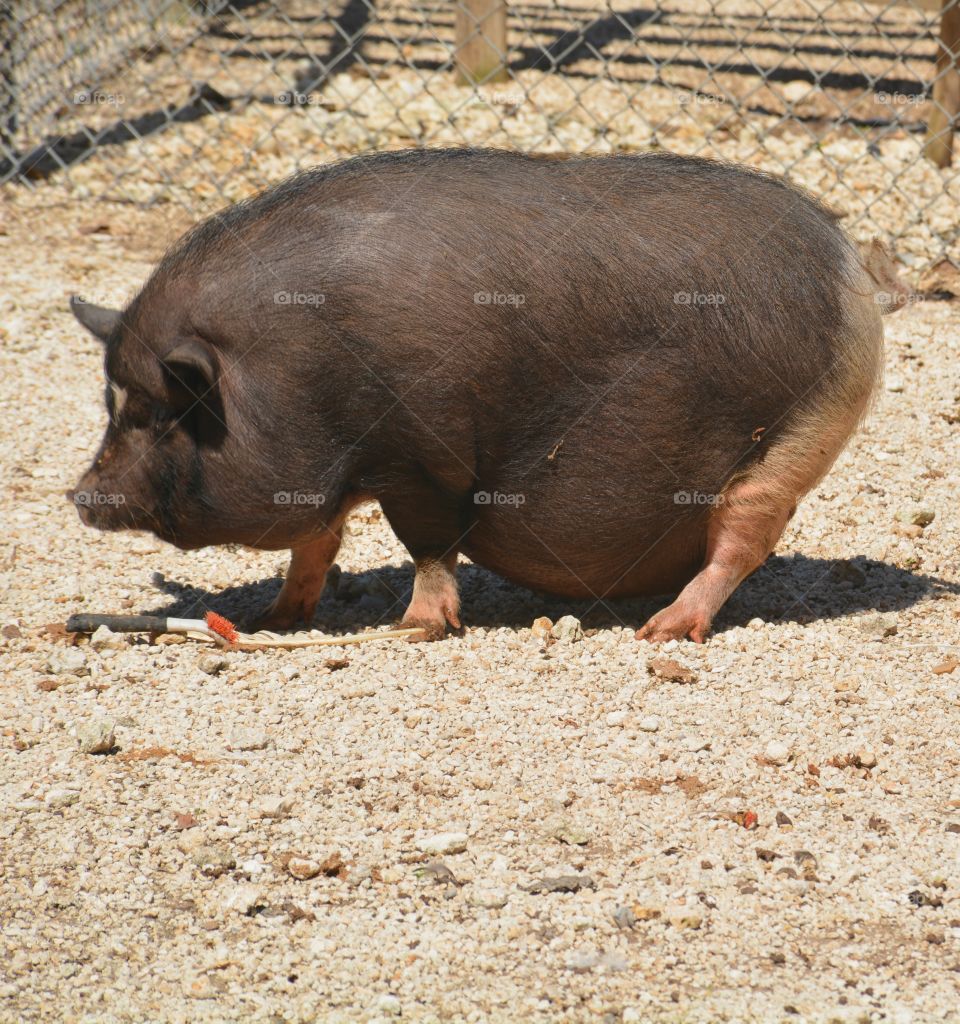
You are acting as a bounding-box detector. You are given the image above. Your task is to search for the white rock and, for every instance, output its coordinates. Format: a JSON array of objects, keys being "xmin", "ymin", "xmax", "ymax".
[
  {"xmin": 417, "ymin": 832, "xmax": 468, "ymax": 855},
  {"xmin": 45, "ymin": 648, "xmax": 88, "ymax": 677},
  {"xmin": 230, "ymin": 728, "xmax": 270, "ymax": 751},
  {"xmin": 222, "ymin": 884, "xmax": 262, "ymax": 916},
  {"xmin": 239, "ymin": 858, "xmax": 266, "ymax": 879},
  {"xmin": 551, "ymin": 615, "xmax": 584, "ymax": 643},
  {"xmin": 638, "ymin": 715, "xmax": 660, "ymax": 732},
  {"xmin": 605, "ymin": 710, "xmax": 628, "ymax": 727},
  {"xmin": 89, "ymin": 625, "xmax": 125, "ymax": 651},
  {"xmin": 468, "ymin": 887, "xmax": 509, "ymax": 909},
  {"xmin": 683, "ymin": 734, "xmax": 710, "ymax": 752},
  {"xmin": 44, "ymin": 789, "xmax": 79, "ymax": 808},
  {"xmin": 259, "ymin": 795, "xmax": 295, "ymax": 819},
  {"xmin": 198, "ymin": 653, "xmax": 228, "ymax": 676},
  {"xmin": 782, "ymin": 80, "xmax": 811, "ymax": 105},
  {"xmin": 373, "ymin": 994, "xmax": 402, "ymax": 1016},
  {"xmin": 820, "ymin": 766, "xmax": 846, "ymax": 791},
  {"xmin": 287, "ymin": 857, "xmax": 322, "ymax": 880},
  {"xmin": 765, "ymin": 740, "xmax": 791, "ymax": 766},
  {"xmin": 75, "ymin": 718, "xmax": 115, "ymax": 754}
]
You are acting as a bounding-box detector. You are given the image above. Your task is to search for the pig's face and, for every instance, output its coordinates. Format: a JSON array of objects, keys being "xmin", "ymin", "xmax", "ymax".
[{"xmin": 70, "ymin": 295, "xmax": 230, "ymax": 548}]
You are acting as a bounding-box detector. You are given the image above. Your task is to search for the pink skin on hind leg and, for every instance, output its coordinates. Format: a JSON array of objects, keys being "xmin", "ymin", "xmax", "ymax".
[
  {"xmin": 401, "ymin": 553, "xmax": 460, "ymax": 641},
  {"xmin": 637, "ymin": 482, "xmax": 793, "ymax": 644}
]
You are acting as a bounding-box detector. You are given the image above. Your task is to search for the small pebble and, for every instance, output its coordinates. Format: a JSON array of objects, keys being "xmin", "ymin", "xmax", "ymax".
[
  {"xmin": 531, "ymin": 616, "xmax": 553, "ymax": 639},
  {"xmin": 193, "ymin": 847, "xmax": 236, "ymax": 878},
  {"xmin": 89, "ymin": 625, "xmax": 125, "ymax": 651},
  {"xmin": 417, "ymin": 832, "xmax": 468, "ymax": 855},
  {"xmin": 638, "ymin": 715, "xmax": 661, "ymax": 732},
  {"xmin": 551, "ymin": 615, "xmax": 584, "ymax": 643},
  {"xmin": 665, "ymin": 904, "xmax": 704, "ymax": 929},
  {"xmin": 229, "ymin": 729, "xmax": 270, "ymax": 752},
  {"xmin": 45, "ymin": 648, "xmax": 88, "ymax": 677},
  {"xmin": 372, "ymin": 994, "xmax": 402, "ymax": 1016},
  {"xmin": 765, "ymin": 740, "xmax": 791, "ymax": 766},
  {"xmin": 198, "ymin": 653, "xmax": 228, "ymax": 676},
  {"xmin": 44, "ymin": 789, "xmax": 79, "ymax": 809},
  {"xmin": 222, "ymin": 884, "xmax": 262, "ymax": 916},
  {"xmin": 259, "ymin": 795, "xmax": 295, "ymax": 819},
  {"xmin": 683, "ymin": 734, "xmax": 710, "ymax": 752},
  {"xmin": 468, "ymin": 887, "xmax": 509, "ymax": 909},
  {"xmin": 287, "ymin": 857, "xmax": 322, "ymax": 880},
  {"xmin": 74, "ymin": 718, "xmax": 115, "ymax": 755}
]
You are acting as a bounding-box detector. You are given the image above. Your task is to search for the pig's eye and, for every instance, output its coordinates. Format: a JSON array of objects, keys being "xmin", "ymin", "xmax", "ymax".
[{"xmin": 150, "ymin": 406, "xmax": 178, "ymax": 433}]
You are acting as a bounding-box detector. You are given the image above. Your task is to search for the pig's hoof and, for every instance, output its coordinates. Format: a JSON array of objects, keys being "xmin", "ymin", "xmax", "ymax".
[
  {"xmin": 636, "ymin": 607, "xmax": 711, "ymax": 644},
  {"xmin": 400, "ymin": 616, "xmax": 450, "ymax": 642},
  {"xmin": 249, "ymin": 602, "xmax": 311, "ymax": 633}
]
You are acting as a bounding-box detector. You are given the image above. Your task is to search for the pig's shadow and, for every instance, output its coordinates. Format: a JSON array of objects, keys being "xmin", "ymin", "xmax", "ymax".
[{"xmin": 145, "ymin": 553, "xmax": 957, "ymax": 635}]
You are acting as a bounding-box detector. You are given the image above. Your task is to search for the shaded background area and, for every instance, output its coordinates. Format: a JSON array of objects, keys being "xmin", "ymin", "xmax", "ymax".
[{"xmin": 1, "ymin": 0, "xmax": 958, "ymax": 272}]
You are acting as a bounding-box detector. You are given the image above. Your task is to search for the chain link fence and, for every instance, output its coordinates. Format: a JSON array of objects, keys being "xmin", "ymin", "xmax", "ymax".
[{"xmin": 1, "ymin": 0, "xmax": 958, "ymax": 273}]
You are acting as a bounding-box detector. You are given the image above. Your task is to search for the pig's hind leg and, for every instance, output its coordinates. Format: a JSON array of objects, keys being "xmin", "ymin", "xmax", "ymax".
[
  {"xmin": 637, "ymin": 395, "xmax": 877, "ymax": 641},
  {"xmin": 635, "ymin": 480, "xmax": 794, "ymax": 644},
  {"xmin": 252, "ymin": 529, "xmax": 343, "ymax": 631}
]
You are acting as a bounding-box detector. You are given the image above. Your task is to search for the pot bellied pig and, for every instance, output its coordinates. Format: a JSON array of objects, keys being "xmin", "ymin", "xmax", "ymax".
[{"xmin": 70, "ymin": 148, "xmax": 895, "ymax": 642}]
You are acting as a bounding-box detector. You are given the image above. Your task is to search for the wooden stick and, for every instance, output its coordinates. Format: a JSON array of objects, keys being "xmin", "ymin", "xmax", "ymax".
[{"xmin": 185, "ymin": 626, "xmax": 428, "ymax": 650}]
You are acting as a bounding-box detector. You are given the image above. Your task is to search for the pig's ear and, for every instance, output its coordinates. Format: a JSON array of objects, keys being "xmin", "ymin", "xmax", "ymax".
[
  {"xmin": 162, "ymin": 339, "xmax": 218, "ymax": 400},
  {"xmin": 70, "ymin": 296, "xmax": 121, "ymax": 342}
]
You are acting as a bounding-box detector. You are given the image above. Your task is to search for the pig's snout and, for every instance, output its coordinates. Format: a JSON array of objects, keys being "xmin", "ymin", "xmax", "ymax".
[{"xmin": 69, "ymin": 472, "xmax": 130, "ymax": 530}]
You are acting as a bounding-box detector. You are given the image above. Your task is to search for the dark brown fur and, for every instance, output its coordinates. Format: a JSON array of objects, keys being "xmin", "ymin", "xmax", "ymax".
[{"xmin": 70, "ymin": 148, "xmax": 884, "ymax": 637}]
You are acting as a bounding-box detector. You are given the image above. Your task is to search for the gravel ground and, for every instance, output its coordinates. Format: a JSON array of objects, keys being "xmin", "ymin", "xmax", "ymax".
[{"xmin": 2, "ymin": 161, "xmax": 960, "ymax": 1023}]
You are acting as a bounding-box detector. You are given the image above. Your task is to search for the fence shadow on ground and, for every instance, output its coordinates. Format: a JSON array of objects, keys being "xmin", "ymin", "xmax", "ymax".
[
  {"xmin": 2, "ymin": 1, "xmax": 936, "ymax": 183},
  {"xmin": 143, "ymin": 552, "xmax": 959, "ymax": 639}
]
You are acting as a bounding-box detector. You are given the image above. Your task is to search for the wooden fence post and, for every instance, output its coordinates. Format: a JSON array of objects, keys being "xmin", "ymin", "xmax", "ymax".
[
  {"xmin": 455, "ymin": 0, "xmax": 508, "ymax": 86},
  {"xmin": 924, "ymin": 0, "xmax": 960, "ymax": 166}
]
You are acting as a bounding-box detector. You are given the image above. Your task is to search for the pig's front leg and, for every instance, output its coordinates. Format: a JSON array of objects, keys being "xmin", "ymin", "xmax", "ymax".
[
  {"xmin": 379, "ymin": 489, "xmax": 463, "ymax": 641},
  {"xmin": 402, "ymin": 552, "xmax": 461, "ymax": 640},
  {"xmin": 252, "ymin": 529, "xmax": 343, "ymax": 631}
]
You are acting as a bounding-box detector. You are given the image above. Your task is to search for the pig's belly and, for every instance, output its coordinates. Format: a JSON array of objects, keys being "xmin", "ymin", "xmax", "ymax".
[{"xmin": 460, "ymin": 502, "xmax": 710, "ymax": 599}]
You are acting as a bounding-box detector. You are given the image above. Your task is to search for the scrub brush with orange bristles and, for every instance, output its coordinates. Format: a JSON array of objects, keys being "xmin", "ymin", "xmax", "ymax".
[
  {"xmin": 65, "ymin": 611, "xmax": 426, "ymax": 649},
  {"xmin": 66, "ymin": 611, "xmax": 239, "ymax": 645}
]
